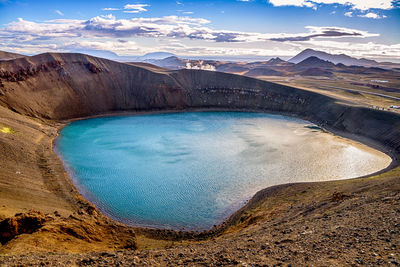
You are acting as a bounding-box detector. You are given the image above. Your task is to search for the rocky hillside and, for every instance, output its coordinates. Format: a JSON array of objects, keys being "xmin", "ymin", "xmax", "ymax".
[
  {"xmin": 0, "ymin": 53, "xmax": 399, "ymax": 152},
  {"xmin": 0, "ymin": 50, "xmax": 25, "ymax": 61},
  {"xmin": 0, "ymin": 52, "xmax": 315, "ymax": 120}
]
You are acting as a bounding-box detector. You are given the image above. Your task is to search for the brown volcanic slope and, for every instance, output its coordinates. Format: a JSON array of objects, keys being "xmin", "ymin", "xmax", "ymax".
[
  {"xmin": 1, "ymin": 53, "xmax": 400, "ymax": 151},
  {"xmin": 2, "ymin": 52, "xmax": 322, "ymax": 119},
  {"xmin": 0, "ymin": 50, "xmax": 25, "ymax": 61},
  {"xmin": 0, "ymin": 53, "xmax": 400, "ymax": 265}
]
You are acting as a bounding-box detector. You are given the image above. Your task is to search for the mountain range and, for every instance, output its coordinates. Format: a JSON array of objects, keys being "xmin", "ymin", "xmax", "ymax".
[
  {"xmin": 138, "ymin": 49, "xmax": 399, "ymax": 69},
  {"xmin": 1, "ymin": 49, "xmax": 399, "ymax": 81},
  {"xmin": 3, "ymin": 48, "xmax": 397, "ymax": 67},
  {"xmin": 288, "ymin": 48, "xmax": 379, "ymax": 67},
  {"xmin": 139, "ymin": 54, "xmax": 398, "ymax": 79}
]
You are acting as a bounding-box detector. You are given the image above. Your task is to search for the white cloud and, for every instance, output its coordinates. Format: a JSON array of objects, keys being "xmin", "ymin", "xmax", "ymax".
[
  {"xmin": 2, "ymin": 34, "xmax": 400, "ymax": 62},
  {"xmin": 1, "ymin": 14, "xmax": 398, "ymax": 61},
  {"xmin": 183, "ymin": 11, "xmax": 194, "ymax": 14},
  {"xmin": 123, "ymin": 4, "xmax": 149, "ymax": 13},
  {"xmin": 100, "ymin": 14, "xmax": 116, "ymax": 20},
  {"xmin": 299, "ymin": 39, "xmax": 400, "ymax": 59},
  {"xmin": 0, "ymin": 43, "xmax": 59, "ymax": 54},
  {"xmin": 102, "ymin": 8, "xmax": 120, "ymax": 11},
  {"xmin": 269, "ymin": 0, "xmax": 314, "ymax": 8},
  {"xmin": 64, "ymin": 39, "xmax": 141, "ymax": 54},
  {"xmin": 4, "ymin": 18, "xmax": 80, "ymax": 38},
  {"xmin": 268, "ymin": 0, "xmax": 394, "ymax": 10},
  {"xmin": 358, "ymin": 12, "xmax": 386, "ymax": 19},
  {"xmin": 344, "ymin": 11, "xmax": 353, "ymax": 17},
  {"xmin": 268, "ymin": 26, "xmax": 379, "ymax": 42},
  {"xmin": 55, "ymin": 10, "xmax": 64, "ymax": 16},
  {"xmin": 0, "ymin": 16, "xmax": 378, "ymax": 44}
]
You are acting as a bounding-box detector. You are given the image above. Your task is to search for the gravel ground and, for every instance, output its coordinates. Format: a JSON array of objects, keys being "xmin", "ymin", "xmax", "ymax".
[{"xmin": 2, "ymin": 175, "xmax": 399, "ymax": 266}]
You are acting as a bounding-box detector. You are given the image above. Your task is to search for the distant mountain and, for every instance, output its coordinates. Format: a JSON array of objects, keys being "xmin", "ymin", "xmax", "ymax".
[
  {"xmin": 295, "ymin": 56, "xmax": 336, "ymax": 69},
  {"xmin": 0, "ymin": 50, "xmax": 25, "ymax": 61},
  {"xmin": 139, "ymin": 52, "xmax": 176, "ymax": 61},
  {"xmin": 129, "ymin": 53, "xmax": 397, "ymax": 79},
  {"xmin": 147, "ymin": 56, "xmax": 187, "ymax": 69},
  {"xmin": 66, "ymin": 50, "xmax": 177, "ymax": 62},
  {"xmin": 289, "ymin": 49, "xmax": 378, "ymax": 67},
  {"xmin": 265, "ymin": 57, "xmax": 287, "ymax": 66}
]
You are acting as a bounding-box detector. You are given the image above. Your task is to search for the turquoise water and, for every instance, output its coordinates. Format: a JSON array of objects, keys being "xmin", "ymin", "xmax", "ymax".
[{"xmin": 57, "ymin": 112, "xmax": 390, "ymax": 230}]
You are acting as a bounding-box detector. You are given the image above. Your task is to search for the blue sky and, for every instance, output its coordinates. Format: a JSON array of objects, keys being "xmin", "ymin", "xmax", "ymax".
[{"xmin": 0, "ymin": 0, "xmax": 399, "ymax": 61}]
